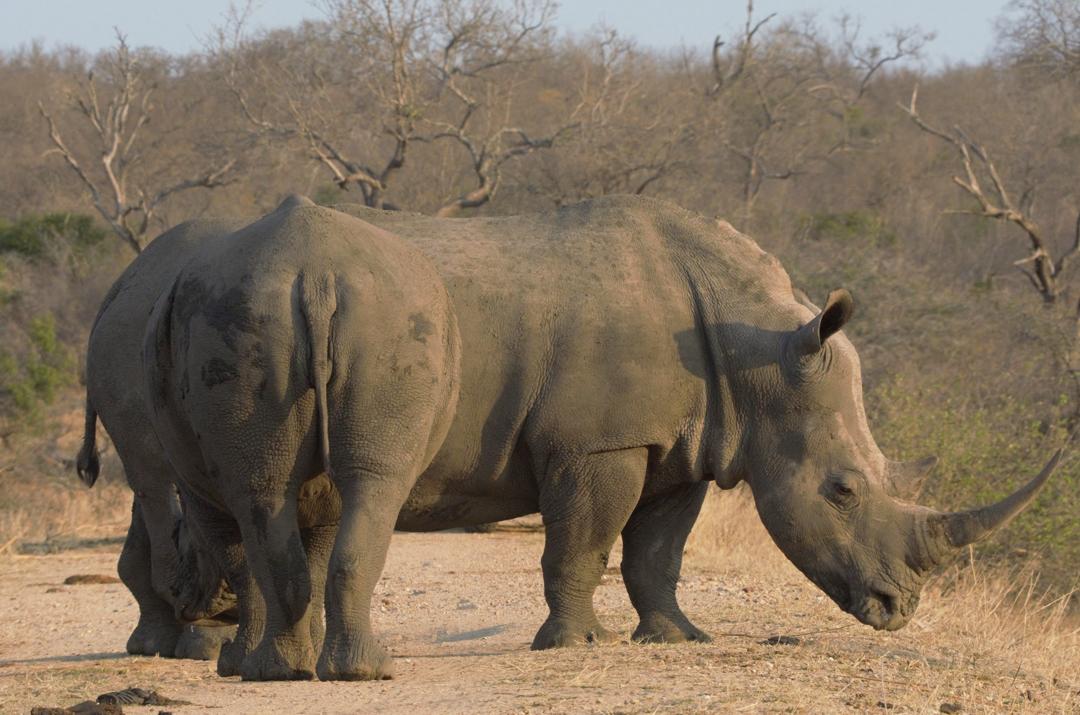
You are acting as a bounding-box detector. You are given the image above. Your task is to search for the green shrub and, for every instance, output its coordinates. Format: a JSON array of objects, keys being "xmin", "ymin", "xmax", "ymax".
[
  {"xmin": 0, "ymin": 313, "xmax": 75, "ymax": 420},
  {"xmin": 0, "ymin": 213, "xmax": 106, "ymax": 260},
  {"xmin": 869, "ymin": 374, "xmax": 1079, "ymax": 587}
]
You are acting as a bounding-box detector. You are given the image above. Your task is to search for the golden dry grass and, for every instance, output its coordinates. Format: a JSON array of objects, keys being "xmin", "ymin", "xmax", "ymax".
[{"xmin": 0, "ymin": 477, "xmax": 130, "ymax": 555}]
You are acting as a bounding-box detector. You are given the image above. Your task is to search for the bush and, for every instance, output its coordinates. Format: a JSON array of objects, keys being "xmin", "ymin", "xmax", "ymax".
[
  {"xmin": 0, "ymin": 213, "xmax": 106, "ymax": 261},
  {"xmin": 0, "ymin": 313, "xmax": 76, "ymax": 421}
]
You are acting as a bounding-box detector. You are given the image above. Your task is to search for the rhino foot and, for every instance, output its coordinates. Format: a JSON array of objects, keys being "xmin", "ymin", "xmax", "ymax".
[
  {"xmin": 126, "ymin": 618, "xmax": 182, "ymax": 657},
  {"xmin": 631, "ymin": 612, "xmax": 712, "ymax": 644},
  {"xmin": 173, "ymin": 622, "xmax": 237, "ymax": 660},
  {"xmin": 239, "ymin": 636, "xmax": 316, "ymax": 681},
  {"xmin": 530, "ymin": 617, "xmax": 620, "ymax": 650},
  {"xmin": 316, "ymin": 634, "xmax": 395, "ymax": 681},
  {"xmin": 216, "ymin": 637, "xmax": 248, "ymax": 677}
]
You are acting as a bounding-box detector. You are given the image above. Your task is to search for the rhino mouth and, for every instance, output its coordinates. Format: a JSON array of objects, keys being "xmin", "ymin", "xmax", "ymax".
[{"xmin": 849, "ymin": 585, "xmax": 913, "ymax": 631}]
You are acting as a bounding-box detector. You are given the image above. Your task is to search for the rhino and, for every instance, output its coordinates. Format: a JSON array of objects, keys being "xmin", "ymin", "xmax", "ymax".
[
  {"xmin": 141, "ymin": 195, "xmax": 1056, "ymax": 682},
  {"xmin": 77, "ymin": 218, "xmax": 246, "ymax": 659},
  {"xmin": 76, "ymin": 212, "xmax": 349, "ymax": 668}
]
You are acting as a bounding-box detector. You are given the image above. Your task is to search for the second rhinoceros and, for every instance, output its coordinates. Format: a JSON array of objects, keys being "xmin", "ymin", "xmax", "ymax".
[{"xmin": 143, "ymin": 195, "xmax": 1057, "ymax": 681}]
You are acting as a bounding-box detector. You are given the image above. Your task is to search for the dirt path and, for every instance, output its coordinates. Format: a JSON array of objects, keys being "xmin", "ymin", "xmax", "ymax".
[{"xmin": 0, "ymin": 530, "xmax": 1074, "ymax": 714}]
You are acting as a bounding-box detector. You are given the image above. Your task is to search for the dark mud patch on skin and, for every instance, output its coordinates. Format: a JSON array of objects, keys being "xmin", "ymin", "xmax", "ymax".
[
  {"xmin": 409, "ymin": 312, "xmax": 435, "ymax": 343},
  {"xmin": 200, "ymin": 357, "xmax": 239, "ymax": 388}
]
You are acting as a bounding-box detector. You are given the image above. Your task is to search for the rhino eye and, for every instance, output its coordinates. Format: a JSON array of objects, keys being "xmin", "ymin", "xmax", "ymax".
[{"xmin": 825, "ymin": 473, "xmax": 861, "ymax": 508}]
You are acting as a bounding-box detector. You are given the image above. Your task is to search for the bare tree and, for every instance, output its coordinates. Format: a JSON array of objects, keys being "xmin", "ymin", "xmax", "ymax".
[
  {"xmin": 529, "ymin": 31, "xmax": 698, "ymax": 204},
  {"xmin": 903, "ymin": 84, "xmax": 1080, "ymax": 421},
  {"xmin": 997, "ymin": 0, "xmax": 1080, "ymax": 81},
  {"xmin": 38, "ymin": 33, "xmax": 235, "ymax": 253},
  {"xmin": 219, "ymin": 0, "xmax": 578, "ymax": 215},
  {"xmin": 709, "ymin": 2, "xmax": 928, "ymax": 219},
  {"xmin": 425, "ymin": 0, "xmax": 577, "ymax": 216}
]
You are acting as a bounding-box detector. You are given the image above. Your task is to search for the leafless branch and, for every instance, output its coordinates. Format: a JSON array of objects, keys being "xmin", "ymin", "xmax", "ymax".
[
  {"xmin": 902, "ymin": 83, "xmax": 1079, "ymax": 307},
  {"xmin": 39, "ymin": 31, "xmax": 235, "ymax": 253}
]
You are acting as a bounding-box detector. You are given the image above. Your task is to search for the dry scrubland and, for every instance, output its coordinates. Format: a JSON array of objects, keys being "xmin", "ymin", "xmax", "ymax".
[{"xmin": 0, "ymin": 488, "xmax": 1076, "ymax": 713}]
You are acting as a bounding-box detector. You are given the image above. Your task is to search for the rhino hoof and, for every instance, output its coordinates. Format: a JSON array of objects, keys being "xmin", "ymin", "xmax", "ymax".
[
  {"xmin": 216, "ymin": 638, "xmax": 246, "ymax": 677},
  {"xmin": 531, "ymin": 618, "xmax": 619, "ymax": 650},
  {"xmin": 316, "ymin": 635, "xmax": 395, "ymax": 681},
  {"xmin": 126, "ymin": 619, "xmax": 181, "ymax": 657},
  {"xmin": 173, "ymin": 622, "xmax": 237, "ymax": 660},
  {"xmin": 631, "ymin": 613, "xmax": 712, "ymax": 644},
  {"xmin": 315, "ymin": 639, "xmax": 395, "ymax": 682},
  {"xmin": 239, "ymin": 638, "xmax": 316, "ymax": 681}
]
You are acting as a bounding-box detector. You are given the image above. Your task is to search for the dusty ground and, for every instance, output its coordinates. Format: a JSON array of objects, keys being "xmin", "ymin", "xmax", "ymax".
[{"xmin": 1, "ymin": 517, "xmax": 1077, "ymax": 714}]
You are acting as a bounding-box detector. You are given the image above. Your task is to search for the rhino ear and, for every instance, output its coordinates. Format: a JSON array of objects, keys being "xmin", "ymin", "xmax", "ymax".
[{"xmin": 791, "ymin": 288, "xmax": 854, "ymax": 356}]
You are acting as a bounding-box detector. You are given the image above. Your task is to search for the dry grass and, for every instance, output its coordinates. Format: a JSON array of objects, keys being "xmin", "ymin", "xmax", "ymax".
[
  {"xmin": 0, "ymin": 477, "xmax": 130, "ymax": 555},
  {"xmin": 0, "ymin": 395, "xmax": 131, "ymax": 555}
]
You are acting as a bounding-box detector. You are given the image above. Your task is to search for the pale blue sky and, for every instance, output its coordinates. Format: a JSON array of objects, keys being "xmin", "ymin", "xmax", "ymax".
[{"xmin": 3, "ymin": 0, "xmax": 1010, "ymax": 66}]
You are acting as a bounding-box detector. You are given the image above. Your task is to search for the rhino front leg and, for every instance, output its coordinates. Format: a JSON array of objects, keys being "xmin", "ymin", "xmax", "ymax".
[
  {"xmin": 621, "ymin": 481, "xmax": 711, "ymax": 644},
  {"xmin": 531, "ymin": 448, "xmax": 647, "ymax": 650}
]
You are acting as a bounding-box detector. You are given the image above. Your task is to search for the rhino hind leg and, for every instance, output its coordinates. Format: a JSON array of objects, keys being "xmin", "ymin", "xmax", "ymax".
[
  {"xmin": 119, "ymin": 500, "xmax": 183, "ymax": 656},
  {"xmin": 179, "ymin": 491, "xmax": 264, "ymax": 677},
  {"xmin": 233, "ymin": 492, "xmax": 317, "ymax": 682},
  {"xmin": 530, "ymin": 448, "xmax": 648, "ymax": 650},
  {"xmin": 621, "ymin": 481, "xmax": 711, "ymax": 644},
  {"xmin": 300, "ymin": 523, "xmax": 336, "ymax": 655},
  {"xmin": 316, "ymin": 469, "xmax": 415, "ymax": 682}
]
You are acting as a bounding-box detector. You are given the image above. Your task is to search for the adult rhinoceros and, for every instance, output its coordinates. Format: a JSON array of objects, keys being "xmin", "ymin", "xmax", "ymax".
[
  {"xmin": 77, "ymin": 217, "xmax": 246, "ymax": 658},
  {"xmin": 144, "ymin": 195, "xmax": 1057, "ymax": 682}
]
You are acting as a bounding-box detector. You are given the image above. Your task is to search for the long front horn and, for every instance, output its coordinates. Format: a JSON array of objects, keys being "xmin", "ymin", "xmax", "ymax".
[{"xmin": 925, "ymin": 450, "xmax": 1061, "ymax": 555}]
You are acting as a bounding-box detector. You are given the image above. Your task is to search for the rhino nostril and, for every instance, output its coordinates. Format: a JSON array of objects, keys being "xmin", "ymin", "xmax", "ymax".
[{"xmin": 872, "ymin": 590, "xmax": 898, "ymax": 619}]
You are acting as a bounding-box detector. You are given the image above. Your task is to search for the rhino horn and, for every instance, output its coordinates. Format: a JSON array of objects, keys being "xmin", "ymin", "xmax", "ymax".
[{"xmin": 922, "ymin": 450, "xmax": 1061, "ymax": 561}]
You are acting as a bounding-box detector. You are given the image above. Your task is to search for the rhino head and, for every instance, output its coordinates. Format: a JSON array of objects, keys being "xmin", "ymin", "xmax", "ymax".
[{"xmin": 738, "ymin": 289, "xmax": 1058, "ymax": 631}]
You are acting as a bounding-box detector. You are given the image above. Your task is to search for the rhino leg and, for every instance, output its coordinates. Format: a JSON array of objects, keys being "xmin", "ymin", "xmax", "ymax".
[
  {"xmin": 621, "ymin": 482, "xmax": 711, "ymax": 644},
  {"xmin": 316, "ymin": 471, "xmax": 414, "ymax": 681},
  {"xmin": 179, "ymin": 491, "xmax": 265, "ymax": 677},
  {"xmin": 300, "ymin": 523, "xmax": 335, "ymax": 654},
  {"xmin": 232, "ymin": 490, "xmax": 317, "ymax": 682},
  {"xmin": 531, "ymin": 448, "xmax": 648, "ymax": 650},
  {"xmin": 119, "ymin": 500, "xmax": 182, "ymax": 656}
]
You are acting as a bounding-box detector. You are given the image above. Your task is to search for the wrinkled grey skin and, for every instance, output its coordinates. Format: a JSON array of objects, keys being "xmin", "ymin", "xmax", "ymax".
[
  {"xmin": 77, "ymin": 218, "xmax": 245, "ymax": 659},
  {"xmin": 339, "ymin": 196, "xmax": 1054, "ymax": 638},
  {"xmin": 146, "ymin": 195, "xmax": 1055, "ymax": 681},
  {"xmin": 144, "ymin": 197, "xmax": 459, "ymax": 681}
]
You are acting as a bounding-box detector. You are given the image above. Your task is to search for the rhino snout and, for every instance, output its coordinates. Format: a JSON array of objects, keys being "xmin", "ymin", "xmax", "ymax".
[{"xmin": 849, "ymin": 586, "xmax": 917, "ymax": 631}]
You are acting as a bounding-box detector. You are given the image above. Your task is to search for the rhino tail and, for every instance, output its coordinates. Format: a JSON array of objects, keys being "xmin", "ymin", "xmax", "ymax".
[
  {"xmin": 76, "ymin": 396, "xmax": 101, "ymax": 487},
  {"xmin": 298, "ymin": 272, "xmax": 337, "ymax": 479}
]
